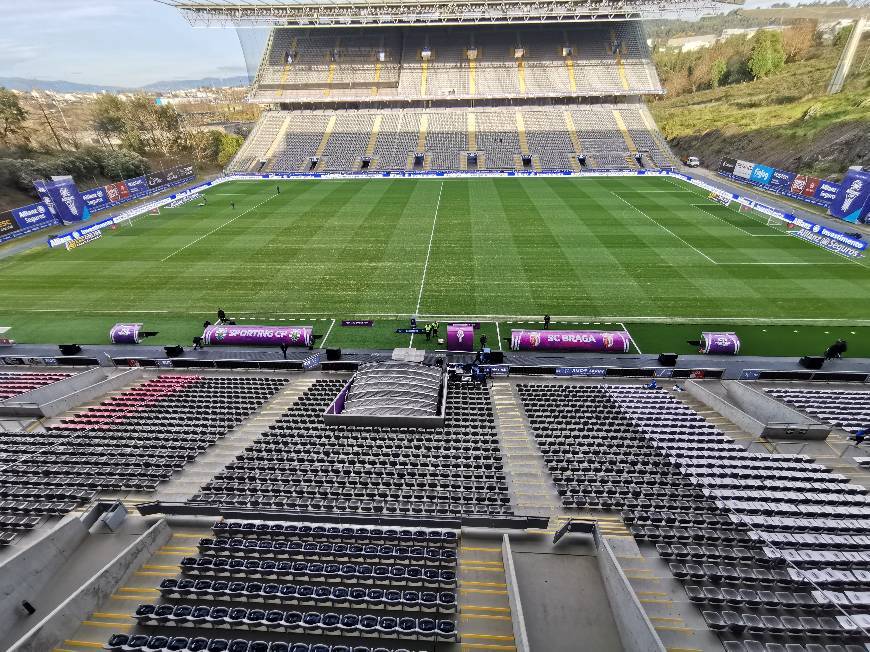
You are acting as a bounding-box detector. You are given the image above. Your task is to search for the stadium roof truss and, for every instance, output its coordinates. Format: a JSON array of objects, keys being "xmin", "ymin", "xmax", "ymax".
[{"xmin": 158, "ymin": 0, "xmax": 741, "ymax": 28}]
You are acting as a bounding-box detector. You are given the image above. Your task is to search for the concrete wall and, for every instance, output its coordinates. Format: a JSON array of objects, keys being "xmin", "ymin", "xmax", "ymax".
[
  {"xmin": 727, "ymin": 381, "xmax": 829, "ymax": 439},
  {"xmin": 502, "ymin": 534, "xmax": 530, "ymax": 652},
  {"xmin": 0, "ymin": 368, "xmax": 142, "ymax": 417},
  {"xmin": 687, "ymin": 380, "xmax": 829, "ymax": 440},
  {"xmin": 594, "ymin": 530, "xmax": 666, "ymax": 652},
  {"xmin": 686, "ymin": 380, "xmax": 767, "ymax": 437},
  {"xmin": 8, "ymin": 519, "xmax": 171, "ymax": 652},
  {"xmin": 0, "ymin": 516, "xmax": 91, "ymax": 641}
]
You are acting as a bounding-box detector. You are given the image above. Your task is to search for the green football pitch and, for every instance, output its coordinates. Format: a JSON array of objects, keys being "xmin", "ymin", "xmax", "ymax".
[{"xmin": 2, "ymin": 175, "xmax": 869, "ymax": 356}]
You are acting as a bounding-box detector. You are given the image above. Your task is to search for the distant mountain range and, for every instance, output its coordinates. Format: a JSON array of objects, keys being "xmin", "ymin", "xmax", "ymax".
[{"xmin": 0, "ymin": 75, "xmax": 250, "ymax": 93}]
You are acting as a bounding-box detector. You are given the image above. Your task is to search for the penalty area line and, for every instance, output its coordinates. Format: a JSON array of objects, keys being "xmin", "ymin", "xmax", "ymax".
[
  {"xmin": 620, "ymin": 322, "xmax": 642, "ymax": 354},
  {"xmin": 161, "ymin": 193, "xmax": 279, "ymax": 262},
  {"xmin": 610, "ymin": 191, "xmax": 717, "ymax": 265},
  {"xmin": 319, "ymin": 319, "xmax": 337, "ymax": 348}
]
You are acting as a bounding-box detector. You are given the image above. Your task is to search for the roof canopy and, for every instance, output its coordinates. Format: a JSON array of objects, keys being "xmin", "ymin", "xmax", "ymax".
[{"xmin": 158, "ymin": 0, "xmax": 741, "ymax": 28}]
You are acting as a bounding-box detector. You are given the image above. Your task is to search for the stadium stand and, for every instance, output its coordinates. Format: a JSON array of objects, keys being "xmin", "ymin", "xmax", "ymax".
[
  {"xmin": 249, "ymin": 24, "xmax": 660, "ymax": 103},
  {"xmin": 0, "ymin": 371, "xmax": 73, "ymax": 401},
  {"xmin": 0, "ymin": 375, "xmax": 286, "ymax": 544},
  {"xmin": 227, "ymin": 18, "xmax": 675, "ymax": 174},
  {"xmin": 518, "ymin": 383, "xmax": 870, "ymax": 650},
  {"xmin": 228, "ymin": 105, "xmax": 673, "ymax": 174},
  {"xmin": 105, "ymin": 517, "xmax": 458, "ymax": 651},
  {"xmin": 189, "ymin": 377, "xmax": 511, "ymax": 516},
  {"xmin": 765, "ymin": 388, "xmax": 870, "ymax": 435}
]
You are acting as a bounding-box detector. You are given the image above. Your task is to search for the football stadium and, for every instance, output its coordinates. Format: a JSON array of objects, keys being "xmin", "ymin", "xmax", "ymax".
[{"xmin": 0, "ymin": 0, "xmax": 869, "ymax": 651}]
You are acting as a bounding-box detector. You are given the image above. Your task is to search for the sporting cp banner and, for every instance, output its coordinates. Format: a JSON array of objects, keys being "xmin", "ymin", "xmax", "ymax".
[
  {"xmin": 718, "ymin": 157, "xmax": 737, "ymax": 174},
  {"xmin": 749, "ymin": 164, "xmax": 775, "ymax": 186},
  {"xmin": 733, "ymin": 160, "xmax": 754, "ymax": 180},
  {"xmin": 829, "ymin": 169, "xmax": 870, "ymax": 223},
  {"xmin": 202, "ymin": 324, "xmax": 313, "ymax": 347},
  {"xmin": 34, "ymin": 177, "xmax": 90, "ymax": 224}
]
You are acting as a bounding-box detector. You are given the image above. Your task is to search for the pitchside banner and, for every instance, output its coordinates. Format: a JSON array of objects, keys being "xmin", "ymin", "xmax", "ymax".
[
  {"xmin": 768, "ymin": 169, "xmax": 796, "ymax": 190},
  {"xmin": 830, "ymin": 169, "xmax": 870, "ymax": 223},
  {"xmin": 125, "ymin": 175, "xmax": 148, "ymax": 196},
  {"xmin": 510, "ymin": 330, "xmax": 631, "ymax": 352},
  {"xmin": 733, "ymin": 160, "xmax": 754, "ymax": 180},
  {"xmin": 749, "ymin": 164, "xmax": 775, "ymax": 186},
  {"xmin": 81, "ymin": 170, "xmax": 188, "ymax": 213},
  {"xmin": 790, "ymin": 175, "xmax": 819, "ymax": 198},
  {"xmin": 719, "ymin": 157, "xmax": 737, "ymax": 175},
  {"xmin": 33, "ymin": 179, "xmax": 60, "ymax": 219},
  {"xmin": 202, "ymin": 324, "xmax": 313, "ymax": 347},
  {"xmin": 35, "ymin": 177, "xmax": 90, "ymax": 224},
  {"xmin": 10, "ymin": 202, "xmax": 57, "ymax": 231},
  {"xmin": 814, "ymin": 179, "xmax": 841, "ymax": 205},
  {"xmin": 0, "ymin": 216, "xmax": 16, "ymax": 236}
]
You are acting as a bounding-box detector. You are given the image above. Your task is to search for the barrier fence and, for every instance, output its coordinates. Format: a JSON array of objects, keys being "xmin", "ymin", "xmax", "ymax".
[{"xmin": 1, "ymin": 164, "xmax": 196, "ymax": 246}]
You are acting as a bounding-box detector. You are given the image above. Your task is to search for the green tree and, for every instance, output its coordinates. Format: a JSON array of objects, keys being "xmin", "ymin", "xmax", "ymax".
[
  {"xmin": 217, "ymin": 133, "xmax": 244, "ymax": 166},
  {"xmin": 0, "ymin": 88, "xmax": 28, "ymax": 145},
  {"xmin": 748, "ymin": 29, "xmax": 786, "ymax": 79},
  {"xmin": 711, "ymin": 58, "xmax": 727, "ymax": 88},
  {"xmin": 90, "ymin": 94, "xmax": 125, "ymax": 146},
  {"xmin": 833, "ymin": 24, "xmax": 854, "ymax": 50}
]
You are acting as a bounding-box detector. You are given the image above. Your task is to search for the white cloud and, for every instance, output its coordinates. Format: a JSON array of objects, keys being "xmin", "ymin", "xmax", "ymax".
[
  {"xmin": 5, "ymin": 1, "xmax": 123, "ymax": 24},
  {"xmin": 0, "ymin": 40, "xmax": 42, "ymax": 65}
]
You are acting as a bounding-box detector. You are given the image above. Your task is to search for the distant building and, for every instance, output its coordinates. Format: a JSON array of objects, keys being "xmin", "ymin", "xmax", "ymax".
[{"xmin": 665, "ymin": 34, "xmax": 718, "ymax": 51}]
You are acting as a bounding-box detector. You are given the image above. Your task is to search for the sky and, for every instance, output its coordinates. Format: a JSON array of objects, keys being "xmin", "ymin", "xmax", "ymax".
[
  {"xmin": 0, "ymin": 0, "xmax": 858, "ymax": 87},
  {"xmin": 1, "ymin": 0, "xmax": 253, "ymax": 86}
]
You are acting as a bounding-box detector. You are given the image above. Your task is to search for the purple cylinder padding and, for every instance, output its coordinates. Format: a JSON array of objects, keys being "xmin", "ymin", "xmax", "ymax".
[
  {"xmin": 510, "ymin": 329, "xmax": 631, "ymax": 352},
  {"xmin": 447, "ymin": 325, "xmax": 474, "ymax": 351},
  {"xmin": 110, "ymin": 323, "xmax": 142, "ymax": 344},
  {"xmin": 202, "ymin": 324, "xmax": 313, "ymax": 347},
  {"xmin": 702, "ymin": 332, "xmax": 740, "ymax": 355}
]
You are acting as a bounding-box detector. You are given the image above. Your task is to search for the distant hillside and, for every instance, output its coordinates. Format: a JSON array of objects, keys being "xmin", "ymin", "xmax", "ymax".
[
  {"xmin": 0, "ymin": 75, "xmax": 249, "ymax": 93},
  {"xmin": 645, "ymin": 5, "xmax": 866, "ymax": 42},
  {"xmin": 649, "ymin": 37, "xmax": 870, "ymax": 179},
  {"xmin": 142, "ymin": 76, "xmax": 250, "ymax": 92},
  {"xmin": 0, "ymin": 78, "xmax": 125, "ymax": 93}
]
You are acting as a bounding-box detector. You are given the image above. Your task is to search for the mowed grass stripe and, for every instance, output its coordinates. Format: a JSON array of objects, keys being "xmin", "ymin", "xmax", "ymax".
[{"xmin": 0, "ymin": 177, "xmax": 868, "ymax": 347}]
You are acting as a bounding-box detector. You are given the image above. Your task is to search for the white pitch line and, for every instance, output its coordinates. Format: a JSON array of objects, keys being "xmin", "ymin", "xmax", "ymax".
[
  {"xmin": 22, "ymin": 308, "xmax": 866, "ymax": 326},
  {"xmin": 620, "ymin": 321, "xmax": 643, "ymax": 354},
  {"xmin": 692, "ymin": 204, "xmax": 787, "ymax": 237},
  {"xmin": 320, "ymin": 318, "xmax": 337, "ymax": 348},
  {"xmin": 161, "ymin": 193, "xmax": 278, "ymax": 262},
  {"xmin": 495, "ymin": 321, "xmax": 502, "ymax": 351},
  {"xmin": 610, "ymin": 191, "xmax": 717, "ymax": 265},
  {"xmin": 410, "ymin": 179, "xmax": 444, "ymax": 347}
]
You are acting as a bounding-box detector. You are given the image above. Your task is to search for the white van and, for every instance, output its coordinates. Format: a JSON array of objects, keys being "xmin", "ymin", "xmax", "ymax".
[{"xmin": 684, "ymin": 156, "xmax": 700, "ymax": 168}]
